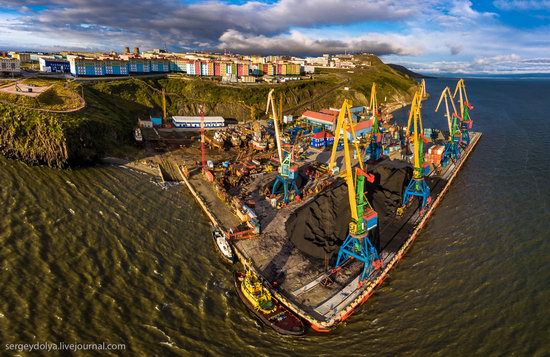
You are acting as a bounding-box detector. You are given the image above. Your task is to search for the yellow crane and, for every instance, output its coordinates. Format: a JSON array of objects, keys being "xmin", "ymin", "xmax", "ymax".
[
  {"xmin": 401, "ymin": 91, "xmax": 431, "ymax": 212},
  {"xmin": 162, "ymin": 88, "xmax": 167, "ymax": 125},
  {"xmin": 329, "ymin": 99, "xmax": 381, "ymax": 282},
  {"xmin": 436, "ymin": 86, "xmax": 458, "ymax": 135},
  {"xmin": 367, "ymin": 83, "xmax": 382, "ymax": 161},
  {"xmin": 328, "ymin": 99, "xmax": 364, "ymax": 176},
  {"xmin": 420, "ymin": 79, "xmax": 427, "ymax": 98},
  {"xmin": 266, "ymin": 89, "xmax": 299, "ymax": 203},
  {"xmin": 436, "ymin": 86, "xmax": 462, "ymax": 163},
  {"xmin": 453, "ymin": 79, "xmax": 474, "ymax": 144}
]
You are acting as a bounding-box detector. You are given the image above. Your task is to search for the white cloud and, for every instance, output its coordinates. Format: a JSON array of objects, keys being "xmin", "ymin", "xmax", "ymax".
[{"xmin": 218, "ymin": 29, "xmax": 421, "ymax": 56}]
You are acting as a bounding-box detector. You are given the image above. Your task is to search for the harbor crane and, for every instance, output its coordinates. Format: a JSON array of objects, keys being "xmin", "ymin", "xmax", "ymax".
[
  {"xmin": 401, "ymin": 91, "xmax": 431, "ymax": 212},
  {"xmin": 366, "ymin": 83, "xmax": 382, "ymax": 162},
  {"xmin": 266, "ymin": 89, "xmax": 299, "ymax": 204},
  {"xmin": 420, "ymin": 79, "xmax": 427, "ymax": 99},
  {"xmin": 453, "ymin": 79, "xmax": 474, "ymax": 145},
  {"xmin": 435, "ymin": 86, "xmax": 462, "ymax": 164},
  {"xmin": 329, "ymin": 100, "xmax": 381, "ymax": 283}
]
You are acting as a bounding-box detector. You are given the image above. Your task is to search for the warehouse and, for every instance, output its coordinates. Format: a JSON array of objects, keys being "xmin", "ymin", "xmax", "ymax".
[
  {"xmin": 39, "ymin": 57, "xmax": 70, "ymax": 73},
  {"xmin": 346, "ymin": 119, "xmax": 373, "ymax": 140},
  {"xmin": 301, "ymin": 110, "xmax": 338, "ymax": 131},
  {"xmin": 171, "ymin": 116, "xmax": 225, "ymax": 129}
]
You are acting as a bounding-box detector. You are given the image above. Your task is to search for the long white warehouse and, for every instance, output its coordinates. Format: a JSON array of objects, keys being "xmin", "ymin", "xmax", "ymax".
[{"xmin": 171, "ymin": 116, "xmax": 225, "ymax": 129}]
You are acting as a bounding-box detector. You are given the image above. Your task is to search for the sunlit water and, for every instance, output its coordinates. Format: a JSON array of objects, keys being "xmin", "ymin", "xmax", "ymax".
[{"xmin": 0, "ymin": 78, "xmax": 549, "ymax": 356}]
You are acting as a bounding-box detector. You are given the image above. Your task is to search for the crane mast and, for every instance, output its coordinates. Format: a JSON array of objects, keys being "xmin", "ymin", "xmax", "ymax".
[{"xmin": 367, "ymin": 83, "xmax": 382, "ymax": 162}]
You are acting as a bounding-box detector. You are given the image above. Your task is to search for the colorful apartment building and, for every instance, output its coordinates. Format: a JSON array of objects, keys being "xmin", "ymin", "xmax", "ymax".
[
  {"xmin": 150, "ymin": 59, "xmax": 170, "ymax": 73},
  {"xmin": 104, "ymin": 60, "xmax": 129, "ymax": 75},
  {"xmin": 129, "ymin": 58, "xmax": 150, "ymax": 73},
  {"xmin": 0, "ymin": 57, "xmax": 20, "ymax": 74},
  {"xmin": 70, "ymin": 58, "xmax": 105, "ymax": 76}
]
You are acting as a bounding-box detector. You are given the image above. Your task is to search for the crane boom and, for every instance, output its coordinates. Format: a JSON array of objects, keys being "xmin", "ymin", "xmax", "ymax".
[
  {"xmin": 370, "ymin": 83, "xmax": 378, "ymax": 118},
  {"xmin": 328, "ymin": 100, "xmax": 364, "ymax": 174},
  {"xmin": 266, "ymin": 89, "xmax": 283, "ymax": 163},
  {"xmin": 453, "ymin": 79, "xmax": 470, "ymax": 115},
  {"xmin": 435, "ymin": 86, "xmax": 458, "ymax": 133}
]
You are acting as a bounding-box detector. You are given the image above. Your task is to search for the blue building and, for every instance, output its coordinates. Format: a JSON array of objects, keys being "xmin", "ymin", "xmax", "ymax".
[
  {"xmin": 69, "ymin": 58, "xmax": 105, "ymax": 76},
  {"xmin": 104, "ymin": 60, "xmax": 129, "ymax": 75},
  {"xmin": 310, "ymin": 131, "xmax": 334, "ymax": 148},
  {"xmin": 39, "ymin": 57, "xmax": 70, "ymax": 73},
  {"xmin": 346, "ymin": 120, "xmax": 373, "ymax": 141}
]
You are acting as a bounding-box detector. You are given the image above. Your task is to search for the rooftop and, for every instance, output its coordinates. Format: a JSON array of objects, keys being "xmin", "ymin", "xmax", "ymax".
[{"xmin": 302, "ymin": 110, "xmax": 337, "ymax": 124}]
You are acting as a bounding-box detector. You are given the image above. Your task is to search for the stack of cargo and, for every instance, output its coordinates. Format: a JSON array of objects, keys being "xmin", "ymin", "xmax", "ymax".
[
  {"xmin": 425, "ymin": 145, "xmax": 445, "ymax": 165},
  {"xmin": 363, "ymin": 207, "xmax": 378, "ymax": 230}
]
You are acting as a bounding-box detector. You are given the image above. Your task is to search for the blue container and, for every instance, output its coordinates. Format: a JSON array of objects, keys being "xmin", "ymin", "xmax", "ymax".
[
  {"xmin": 366, "ymin": 216, "xmax": 378, "ymax": 230},
  {"xmin": 151, "ymin": 117, "xmax": 162, "ymax": 126}
]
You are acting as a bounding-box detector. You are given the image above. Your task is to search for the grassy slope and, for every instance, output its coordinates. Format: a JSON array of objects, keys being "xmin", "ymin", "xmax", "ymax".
[{"xmin": 0, "ymin": 79, "xmax": 82, "ymax": 111}]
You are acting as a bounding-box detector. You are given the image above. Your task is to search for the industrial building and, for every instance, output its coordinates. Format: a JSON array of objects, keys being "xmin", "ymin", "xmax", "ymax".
[
  {"xmin": 171, "ymin": 116, "xmax": 225, "ymax": 129},
  {"xmin": 0, "ymin": 57, "xmax": 20, "ymax": 74},
  {"xmin": 301, "ymin": 110, "xmax": 338, "ymax": 131},
  {"xmin": 347, "ymin": 119, "xmax": 373, "ymax": 140},
  {"xmin": 39, "ymin": 57, "xmax": 70, "ymax": 73}
]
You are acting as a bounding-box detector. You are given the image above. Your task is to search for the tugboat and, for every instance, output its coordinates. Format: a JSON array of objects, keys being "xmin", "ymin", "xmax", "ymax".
[
  {"xmin": 234, "ymin": 270, "xmax": 305, "ymax": 336},
  {"xmin": 211, "ymin": 226, "xmax": 234, "ymax": 264}
]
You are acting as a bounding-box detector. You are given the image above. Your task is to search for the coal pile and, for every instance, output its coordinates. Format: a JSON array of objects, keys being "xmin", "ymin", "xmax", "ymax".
[
  {"xmin": 286, "ymin": 159, "xmax": 413, "ymax": 260},
  {"xmin": 286, "ymin": 180, "xmax": 350, "ymax": 259},
  {"xmin": 366, "ymin": 159, "xmax": 413, "ymax": 220}
]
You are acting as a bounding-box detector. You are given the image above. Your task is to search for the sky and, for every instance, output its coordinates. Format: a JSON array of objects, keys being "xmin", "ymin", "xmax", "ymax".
[{"xmin": 1, "ymin": 0, "xmax": 550, "ymax": 74}]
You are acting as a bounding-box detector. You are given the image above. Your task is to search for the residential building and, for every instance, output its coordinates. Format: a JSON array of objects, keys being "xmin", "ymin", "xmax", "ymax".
[
  {"xmin": 104, "ymin": 59, "xmax": 129, "ymax": 75},
  {"xmin": 0, "ymin": 57, "xmax": 21, "ymax": 74},
  {"xmin": 11, "ymin": 52, "xmax": 31, "ymax": 63},
  {"xmin": 69, "ymin": 58, "xmax": 105, "ymax": 76}
]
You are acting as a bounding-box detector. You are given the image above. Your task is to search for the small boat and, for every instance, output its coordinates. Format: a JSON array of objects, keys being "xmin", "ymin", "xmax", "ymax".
[
  {"xmin": 212, "ymin": 227, "xmax": 234, "ymax": 264},
  {"xmin": 234, "ymin": 270, "xmax": 305, "ymax": 336}
]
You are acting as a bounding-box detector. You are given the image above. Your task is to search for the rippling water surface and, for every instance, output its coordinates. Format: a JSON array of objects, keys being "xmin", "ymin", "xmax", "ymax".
[{"xmin": 1, "ymin": 78, "xmax": 549, "ymax": 356}]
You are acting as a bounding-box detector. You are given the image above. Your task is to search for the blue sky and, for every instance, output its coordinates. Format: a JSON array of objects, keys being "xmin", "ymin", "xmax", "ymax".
[{"xmin": 1, "ymin": 0, "xmax": 550, "ymax": 74}]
